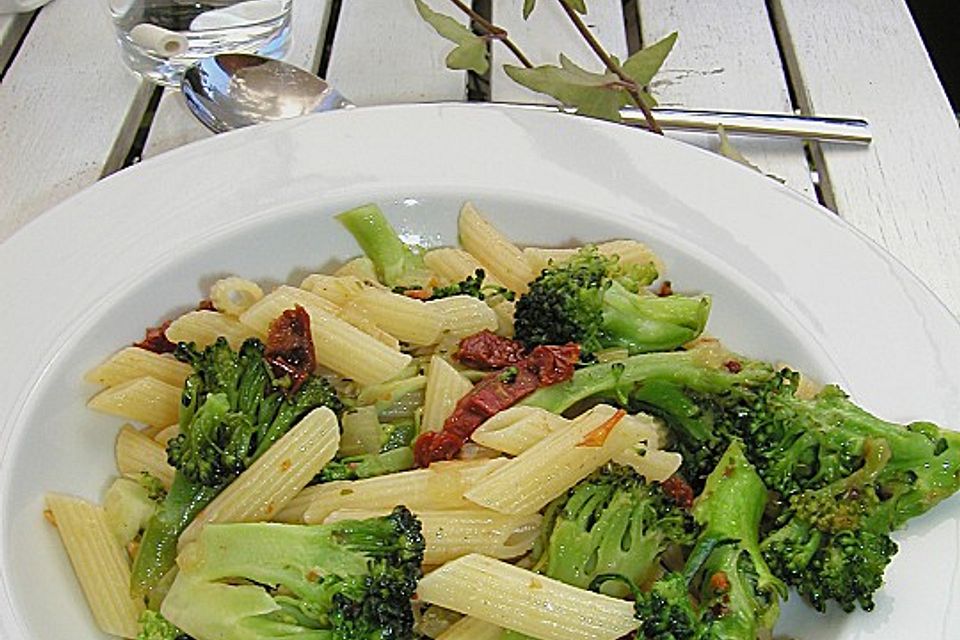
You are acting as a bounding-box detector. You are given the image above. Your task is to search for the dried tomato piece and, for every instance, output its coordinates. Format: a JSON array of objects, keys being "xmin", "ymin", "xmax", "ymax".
[
  {"xmin": 414, "ymin": 338, "xmax": 580, "ymax": 467},
  {"xmin": 456, "ymin": 330, "xmax": 528, "ymax": 369},
  {"xmin": 265, "ymin": 305, "xmax": 316, "ymax": 394},
  {"xmin": 134, "ymin": 320, "xmax": 176, "ymax": 354}
]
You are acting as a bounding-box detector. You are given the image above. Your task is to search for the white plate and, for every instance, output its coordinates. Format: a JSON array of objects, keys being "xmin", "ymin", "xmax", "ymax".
[{"xmin": 0, "ymin": 104, "xmax": 958, "ymax": 639}]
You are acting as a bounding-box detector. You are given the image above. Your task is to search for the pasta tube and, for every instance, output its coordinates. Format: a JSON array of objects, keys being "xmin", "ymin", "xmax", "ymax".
[
  {"xmin": 421, "ymin": 355, "xmax": 473, "ymax": 432},
  {"xmin": 417, "ymin": 554, "xmax": 638, "ymax": 640},
  {"xmin": 458, "ymin": 202, "xmax": 534, "ymax": 293},
  {"xmin": 436, "ymin": 616, "xmax": 503, "ymax": 640},
  {"xmin": 115, "ymin": 425, "xmax": 175, "ymax": 488},
  {"xmin": 423, "ymin": 247, "xmax": 502, "ymax": 285},
  {"xmin": 291, "ymin": 458, "xmax": 506, "ymax": 524},
  {"xmin": 427, "ymin": 295, "xmax": 499, "ymax": 338},
  {"xmin": 165, "ymin": 310, "xmax": 257, "ymax": 349},
  {"xmin": 346, "ymin": 288, "xmax": 444, "ymax": 346},
  {"xmin": 88, "ymin": 376, "xmax": 181, "ymax": 427},
  {"xmin": 178, "ymin": 407, "xmax": 339, "ymax": 546},
  {"xmin": 84, "ymin": 347, "xmax": 191, "ymax": 388},
  {"xmin": 325, "ymin": 509, "xmax": 541, "ymax": 564},
  {"xmin": 45, "ymin": 494, "xmax": 144, "ymax": 638},
  {"xmin": 464, "ymin": 405, "xmax": 656, "ymax": 515}
]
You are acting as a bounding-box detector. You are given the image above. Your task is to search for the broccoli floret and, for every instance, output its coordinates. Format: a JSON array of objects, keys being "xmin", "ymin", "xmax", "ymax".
[
  {"xmin": 426, "ymin": 268, "xmax": 515, "ymax": 301},
  {"xmin": 513, "ymin": 247, "xmax": 709, "ymax": 358},
  {"xmin": 137, "ymin": 610, "xmax": 192, "ymax": 640},
  {"xmin": 337, "ymin": 204, "xmax": 432, "ymax": 288},
  {"xmin": 628, "ymin": 441, "xmax": 785, "ymax": 640},
  {"xmin": 161, "ymin": 507, "xmax": 425, "ymax": 640},
  {"xmin": 633, "ymin": 572, "xmax": 705, "ymax": 640},
  {"xmin": 532, "ymin": 464, "xmax": 696, "ymax": 597},
  {"xmin": 131, "ymin": 338, "xmax": 343, "ymax": 598},
  {"xmin": 523, "ymin": 344, "xmax": 960, "ymax": 612}
]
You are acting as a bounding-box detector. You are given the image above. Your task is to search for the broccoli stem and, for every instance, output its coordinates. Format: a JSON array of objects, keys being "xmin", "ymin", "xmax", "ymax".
[
  {"xmin": 130, "ymin": 473, "xmax": 220, "ymax": 598},
  {"xmin": 521, "ymin": 348, "xmax": 770, "ymax": 415},
  {"xmin": 336, "ymin": 204, "xmax": 426, "ymax": 287}
]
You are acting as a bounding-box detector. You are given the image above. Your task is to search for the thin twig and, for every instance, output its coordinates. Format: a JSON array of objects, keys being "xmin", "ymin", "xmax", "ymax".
[
  {"xmin": 555, "ymin": 0, "xmax": 662, "ymax": 134},
  {"xmin": 448, "ymin": 0, "xmax": 534, "ymax": 68}
]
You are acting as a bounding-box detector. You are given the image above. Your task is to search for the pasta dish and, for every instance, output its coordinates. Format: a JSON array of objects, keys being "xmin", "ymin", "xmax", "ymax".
[{"xmin": 43, "ymin": 202, "xmax": 960, "ymax": 640}]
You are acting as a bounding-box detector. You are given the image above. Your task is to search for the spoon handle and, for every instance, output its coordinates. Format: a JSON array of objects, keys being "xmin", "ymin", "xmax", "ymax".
[
  {"xmin": 494, "ymin": 102, "xmax": 871, "ymax": 144},
  {"xmin": 638, "ymin": 108, "xmax": 871, "ymax": 143}
]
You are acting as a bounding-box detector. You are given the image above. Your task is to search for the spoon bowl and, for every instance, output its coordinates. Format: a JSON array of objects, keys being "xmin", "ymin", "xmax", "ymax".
[{"xmin": 181, "ymin": 53, "xmax": 353, "ymax": 133}]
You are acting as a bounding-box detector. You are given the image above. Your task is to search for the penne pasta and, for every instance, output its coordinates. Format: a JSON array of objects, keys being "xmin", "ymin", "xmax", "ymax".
[
  {"xmin": 423, "ymin": 247, "xmax": 503, "ymax": 286},
  {"xmin": 427, "ymin": 295, "xmax": 499, "ymax": 339},
  {"xmin": 458, "ymin": 202, "xmax": 534, "ymax": 293},
  {"xmin": 464, "ymin": 405, "xmax": 656, "ymax": 515},
  {"xmin": 165, "ymin": 310, "xmax": 258, "ymax": 350},
  {"xmin": 421, "ymin": 355, "xmax": 473, "ymax": 432},
  {"xmin": 472, "ymin": 407, "xmax": 677, "ymax": 481},
  {"xmin": 290, "ymin": 458, "xmax": 507, "ymax": 524},
  {"xmin": 325, "ymin": 509, "xmax": 541, "ymax": 565},
  {"xmin": 240, "ymin": 286, "xmax": 411, "ymax": 385},
  {"xmin": 153, "ymin": 424, "xmax": 180, "ymax": 446},
  {"xmin": 597, "ymin": 239, "xmax": 666, "ymax": 277},
  {"xmin": 470, "ymin": 406, "xmax": 568, "ymax": 455},
  {"xmin": 490, "ymin": 298, "xmax": 516, "ymax": 337},
  {"xmin": 417, "ymin": 554, "xmax": 638, "ymax": 640},
  {"xmin": 345, "ymin": 288, "xmax": 444, "ymax": 346},
  {"xmin": 523, "ymin": 240, "xmax": 665, "ymax": 278},
  {"xmin": 88, "ymin": 376, "xmax": 181, "ymax": 427},
  {"xmin": 436, "ymin": 616, "xmax": 503, "ymax": 640},
  {"xmin": 209, "ymin": 276, "xmax": 263, "ymax": 317},
  {"xmin": 45, "ymin": 494, "xmax": 144, "ymax": 638},
  {"xmin": 611, "ymin": 447, "xmax": 683, "ymax": 483},
  {"xmin": 178, "ymin": 407, "xmax": 339, "ymax": 546},
  {"xmin": 116, "ymin": 425, "xmax": 175, "ymax": 489},
  {"xmin": 334, "ymin": 256, "xmax": 380, "ymax": 282},
  {"xmin": 300, "ymin": 273, "xmax": 368, "ymax": 306},
  {"xmin": 84, "ymin": 347, "xmax": 191, "ymax": 389},
  {"xmin": 238, "ymin": 285, "xmax": 339, "ymax": 328},
  {"xmin": 337, "ymin": 305, "xmax": 402, "ymax": 350}
]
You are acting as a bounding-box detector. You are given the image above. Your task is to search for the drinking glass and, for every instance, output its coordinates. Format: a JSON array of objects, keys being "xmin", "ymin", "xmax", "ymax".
[{"xmin": 106, "ymin": 0, "xmax": 293, "ymax": 85}]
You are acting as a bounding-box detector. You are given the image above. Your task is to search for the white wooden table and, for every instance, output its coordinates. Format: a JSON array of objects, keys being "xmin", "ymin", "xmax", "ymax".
[{"xmin": 1, "ymin": 0, "xmax": 958, "ymax": 315}]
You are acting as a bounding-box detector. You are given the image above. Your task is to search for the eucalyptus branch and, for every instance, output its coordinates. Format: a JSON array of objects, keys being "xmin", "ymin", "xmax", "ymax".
[
  {"xmin": 448, "ymin": 0, "xmax": 534, "ymax": 68},
  {"xmin": 555, "ymin": 0, "xmax": 663, "ymax": 134}
]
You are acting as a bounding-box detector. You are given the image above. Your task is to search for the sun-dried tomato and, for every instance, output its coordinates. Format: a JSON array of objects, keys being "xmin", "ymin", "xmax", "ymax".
[
  {"xmin": 456, "ymin": 330, "xmax": 528, "ymax": 370},
  {"xmin": 264, "ymin": 305, "xmax": 316, "ymax": 394},
  {"xmin": 414, "ymin": 336, "xmax": 580, "ymax": 467},
  {"xmin": 134, "ymin": 320, "xmax": 176, "ymax": 354}
]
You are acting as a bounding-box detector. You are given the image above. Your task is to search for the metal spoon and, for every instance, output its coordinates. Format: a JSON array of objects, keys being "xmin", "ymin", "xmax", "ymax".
[{"xmin": 182, "ymin": 53, "xmax": 871, "ymax": 143}]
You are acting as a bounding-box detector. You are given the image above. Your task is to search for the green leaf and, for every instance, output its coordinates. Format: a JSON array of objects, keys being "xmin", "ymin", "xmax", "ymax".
[
  {"xmin": 524, "ymin": 0, "xmax": 586, "ymax": 19},
  {"xmin": 622, "ymin": 31, "xmax": 677, "ymax": 87},
  {"xmin": 414, "ymin": 0, "xmax": 489, "ymax": 74},
  {"xmin": 504, "ymin": 54, "xmax": 630, "ymax": 121}
]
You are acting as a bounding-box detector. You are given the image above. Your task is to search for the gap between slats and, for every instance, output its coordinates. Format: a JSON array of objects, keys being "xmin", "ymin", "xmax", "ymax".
[{"xmin": 0, "ymin": 10, "xmax": 35, "ymax": 80}]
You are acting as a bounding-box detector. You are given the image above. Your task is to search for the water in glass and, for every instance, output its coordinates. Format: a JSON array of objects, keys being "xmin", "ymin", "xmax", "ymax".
[{"xmin": 108, "ymin": 0, "xmax": 293, "ymax": 85}]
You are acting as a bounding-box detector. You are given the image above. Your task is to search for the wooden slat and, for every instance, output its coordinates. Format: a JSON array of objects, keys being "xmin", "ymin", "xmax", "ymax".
[
  {"xmin": 636, "ymin": 0, "xmax": 814, "ymax": 198},
  {"xmin": 325, "ymin": 0, "xmax": 466, "ymax": 105},
  {"xmin": 142, "ymin": 0, "xmax": 333, "ymax": 159},
  {"xmin": 772, "ymin": 0, "xmax": 960, "ymax": 315},
  {"xmin": 490, "ymin": 1, "xmax": 627, "ymax": 103},
  {"xmin": 0, "ymin": 11, "xmax": 32, "ymax": 73},
  {"xmin": 0, "ymin": 0, "xmax": 151, "ymax": 242}
]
